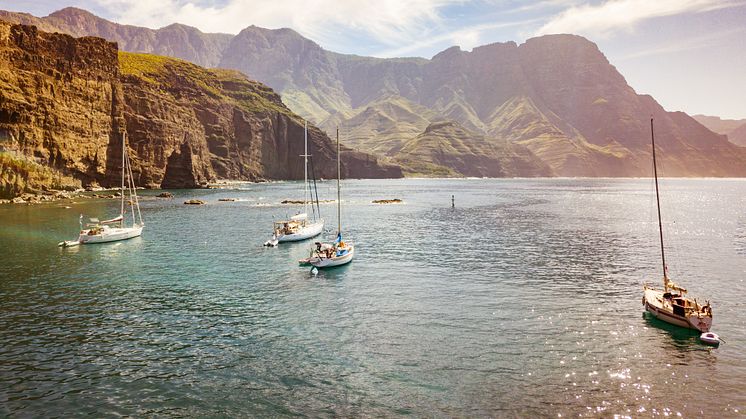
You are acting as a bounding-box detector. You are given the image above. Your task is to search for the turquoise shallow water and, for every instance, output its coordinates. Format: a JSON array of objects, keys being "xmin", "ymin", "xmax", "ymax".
[{"xmin": 1, "ymin": 178, "xmax": 745, "ymax": 416}]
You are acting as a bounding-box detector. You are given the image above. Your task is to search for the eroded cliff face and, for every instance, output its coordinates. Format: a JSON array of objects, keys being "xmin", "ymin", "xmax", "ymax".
[
  {"xmin": 0, "ymin": 21, "xmax": 124, "ymax": 197},
  {"xmin": 0, "ymin": 22, "xmax": 399, "ymax": 197},
  {"xmin": 118, "ymin": 52, "xmax": 399, "ymax": 188}
]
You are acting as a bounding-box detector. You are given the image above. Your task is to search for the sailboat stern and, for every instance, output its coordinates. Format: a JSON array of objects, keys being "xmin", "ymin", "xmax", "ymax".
[{"xmin": 687, "ymin": 314, "xmax": 712, "ymax": 333}]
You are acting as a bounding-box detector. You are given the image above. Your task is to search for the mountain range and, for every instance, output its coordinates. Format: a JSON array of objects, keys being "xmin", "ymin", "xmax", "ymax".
[{"xmin": 1, "ymin": 7, "xmax": 746, "ymax": 178}]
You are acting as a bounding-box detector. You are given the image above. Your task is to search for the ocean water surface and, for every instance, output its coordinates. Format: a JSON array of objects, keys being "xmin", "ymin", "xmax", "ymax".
[{"xmin": 1, "ymin": 178, "xmax": 745, "ymax": 416}]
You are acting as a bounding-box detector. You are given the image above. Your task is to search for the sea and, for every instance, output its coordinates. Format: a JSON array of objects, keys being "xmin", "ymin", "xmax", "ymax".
[{"xmin": 1, "ymin": 178, "xmax": 744, "ymax": 417}]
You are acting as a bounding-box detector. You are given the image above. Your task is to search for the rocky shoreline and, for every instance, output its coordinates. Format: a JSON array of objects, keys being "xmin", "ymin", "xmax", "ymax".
[{"xmin": 0, "ymin": 189, "xmax": 126, "ymax": 205}]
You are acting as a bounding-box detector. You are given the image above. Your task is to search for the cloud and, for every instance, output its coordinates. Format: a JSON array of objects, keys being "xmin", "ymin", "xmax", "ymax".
[
  {"xmin": 535, "ymin": 0, "xmax": 743, "ymax": 37},
  {"xmin": 375, "ymin": 18, "xmax": 542, "ymax": 58},
  {"xmin": 618, "ymin": 26, "xmax": 746, "ymax": 60},
  {"xmin": 92, "ymin": 0, "xmax": 462, "ymax": 48}
]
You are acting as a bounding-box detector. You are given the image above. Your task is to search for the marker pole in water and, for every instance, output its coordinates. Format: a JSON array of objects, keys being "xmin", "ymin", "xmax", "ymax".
[{"xmin": 452, "ymin": 195, "xmax": 455, "ymax": 208}]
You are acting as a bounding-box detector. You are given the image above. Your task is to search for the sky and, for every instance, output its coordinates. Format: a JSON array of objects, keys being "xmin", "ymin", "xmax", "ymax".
[{"xmin": 2, "ymin": 0, "xmax": 746, "ymax": 119}]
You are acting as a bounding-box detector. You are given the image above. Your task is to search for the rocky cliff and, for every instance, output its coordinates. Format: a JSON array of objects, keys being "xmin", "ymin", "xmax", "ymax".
[
  {"xmin": 693, "ymin": 114, "xmax": 746, "ymax": 147},
  {"xmin": 118, "ymin": 51, "xmax": 399, "ymax": 188},
  {"xmin": 728, "ymin": 124, "xmax": 746, "ymax": 147},
  {"xmin": 0, "ymin": 21, "xmax": 399, "ymax": 198},
  {"xmin": 0, "ymin": 21, "xmax": 123, "ymax": 197}
]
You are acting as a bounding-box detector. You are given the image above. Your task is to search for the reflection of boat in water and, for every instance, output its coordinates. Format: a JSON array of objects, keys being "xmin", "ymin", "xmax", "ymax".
[
  {"xmin": 268, "ymin": 121, "xmax": 324, "ymax": 245},
  {"xmin": 59, "ymin": 132, "xmax": 144, "ymax": 247},
  {"xmin": 641, "ymin": 118, "xmax": 712, "ymax": 333},
  {"xmin": 299, "ymin": 127, "xmax": 354, "ymax": 268}
]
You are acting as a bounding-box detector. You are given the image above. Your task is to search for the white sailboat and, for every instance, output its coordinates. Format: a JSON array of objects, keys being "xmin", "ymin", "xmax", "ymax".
[
  {"xmin": 641, "ymin": 117, "xmax": 713, "ymax": 332},
  {"xmin": 302, "ymin": 127, "xmax": 354, "ymax": 268},
  {"xmin": 59, "ymin": 132, "xmax": 144, "ymax": 247},
  {"xmin": 267, "ymin": 121, "xmax": 324, "ymax": 245}
]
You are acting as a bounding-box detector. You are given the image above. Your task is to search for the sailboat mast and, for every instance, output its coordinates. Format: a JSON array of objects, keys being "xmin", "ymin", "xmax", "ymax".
[
  {"xmin": 120, "ymin": 131, "xmax": 125, "ymax": 219},
  {"xmin": 650, "ymin": 118, "xmax": 667, "ymax": 285},
  {"xmin": 304, "ymin": 120, "xmax": 309, "ymax": 219},
  {"xmin": 336, "ymin": 127, "xmax": 341, "ymax": 235}
]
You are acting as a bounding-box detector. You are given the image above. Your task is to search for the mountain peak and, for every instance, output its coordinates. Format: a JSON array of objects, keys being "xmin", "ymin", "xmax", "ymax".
[
  {"xmin": 160, "ymin": 22, "xmax": 192, "ymax": 30},
  {"xmin": 240, "ymin": 25, "xmax": 302, "ymax": 38},
  {"xmin": 471, "ymin": 41, "xmax": 518, "ymax": 54},
  {"xmin": 520, "ymin": 34, "xmax": 603, "ymax": 56},
  {"xmin": 432, "ymin": 46, "xmax": 463, "ymax": 61},
  {"xmin": 48, "ymin": 7, "xmax": 97, "ymax": 19}
]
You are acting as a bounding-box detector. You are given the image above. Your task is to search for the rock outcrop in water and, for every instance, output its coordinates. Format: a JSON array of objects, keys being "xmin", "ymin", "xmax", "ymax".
[{"xmin": 0, "ymin": 21, "xmax": 400, "ymax": 198}]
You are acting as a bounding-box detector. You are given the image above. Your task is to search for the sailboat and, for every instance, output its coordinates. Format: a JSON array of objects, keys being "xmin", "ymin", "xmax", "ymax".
[
  {"xmin": 641, "ymin": 118, "xmax": 713, "ymax": 332},
  {"xmin": 267, "ymin": 121, "xmax": 324, "ymax": 245},
  {"xmin": 302, "ymin": 127, "xmax": 354, "ymax": 268},
  {"xmin": 58, "ymin": 132, "xmax": 144, "ymax": 247}
]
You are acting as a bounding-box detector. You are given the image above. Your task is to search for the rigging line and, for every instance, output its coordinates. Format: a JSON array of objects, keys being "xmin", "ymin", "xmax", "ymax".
[
  {"xmin": 336, "ymin": 127, "xmax": 341, "ymax": 235},
  {"xmin": 120, "ymin": 132, "xmax": 125, "ymax": 218},
  {"xmin": 650, "ymin": 117, "xmax": 666, "ymax": 283},
  {"xmin": 125, "ymin": 144, "xmax": 135, "ymax": 225},
  {"xmin": 651, "ymin": 127, "xmax": 683, "ymax": 280},
  {"xmin": 310, "ymin": 154, "xmax": 321, "ymax": 220},
  {"xmin": 303, "ymin": 120, "xmax": 309, "ymax": 218},
  {"xmin": 130, "ymin": 152, "xmax": 142, "ymax": 225},
  {"xmin": 307, "ymin": 152, "xmax": 316, "ymax": 221},
  {"xmin": 124, "ymin": 136, "xmax": 142, "ymax": 226}
]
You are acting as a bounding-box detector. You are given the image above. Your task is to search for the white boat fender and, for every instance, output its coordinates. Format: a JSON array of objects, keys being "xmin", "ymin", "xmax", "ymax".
[{"xmin": 699, "ymin": 332, "xmax": 720, "ymax": 346}]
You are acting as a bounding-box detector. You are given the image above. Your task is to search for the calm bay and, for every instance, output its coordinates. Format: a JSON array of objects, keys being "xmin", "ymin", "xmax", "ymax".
[{"xmin": 1, "ymin": 178, "xmax": 744, "ymax": 416}]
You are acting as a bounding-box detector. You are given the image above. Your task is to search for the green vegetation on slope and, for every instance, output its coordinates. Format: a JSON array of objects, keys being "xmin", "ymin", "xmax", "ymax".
[
  {"xmin": 118, "ymin": 51, "xmax": 173, "ymax": 84},
  {"xmin": 118, "ymin": 51, "xmax": 293, "ymax": 117}
]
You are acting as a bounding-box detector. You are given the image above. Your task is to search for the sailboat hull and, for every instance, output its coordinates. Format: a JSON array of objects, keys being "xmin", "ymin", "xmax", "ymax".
[
  {"xmin": 310, "ymin": 244, "xmax": 354, "ymax": 268},
  {"xmin": 643, "ymin": 288, "xmax": 712, "ymax": 332},
  {"xmin": 78, "ymin": 225, "xmax": 143, "ymax": 244},
  {"xmin": 277, "ymin": 221, "xmax": 324, "ymax": 242}
]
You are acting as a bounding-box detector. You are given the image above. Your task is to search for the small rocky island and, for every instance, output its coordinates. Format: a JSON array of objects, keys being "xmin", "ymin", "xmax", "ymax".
[{"xmin": 372, "ymin": 199, "xmax": 403, "ymax": 204}]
